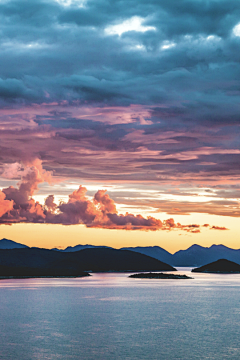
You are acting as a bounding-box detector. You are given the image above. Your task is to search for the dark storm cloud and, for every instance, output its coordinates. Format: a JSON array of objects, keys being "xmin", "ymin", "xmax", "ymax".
[{"xmin": 0, "ymin": 0, "xmax": 240, "ymax": 110}]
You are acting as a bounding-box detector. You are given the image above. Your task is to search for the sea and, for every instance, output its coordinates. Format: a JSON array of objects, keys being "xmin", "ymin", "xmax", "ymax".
[{"xmin": 0, "ymin": 268, "xmax": 240, "ymax": 360}]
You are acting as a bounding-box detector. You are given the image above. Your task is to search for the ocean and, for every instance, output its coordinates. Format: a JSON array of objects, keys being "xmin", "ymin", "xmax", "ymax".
[{"xmin": 0, "ymin": 268, "xmax": 239, "ymax": 360}]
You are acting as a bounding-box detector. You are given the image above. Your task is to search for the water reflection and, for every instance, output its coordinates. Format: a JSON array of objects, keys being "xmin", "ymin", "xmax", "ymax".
[
  {"xmin": 1, "ymin": 268, "xmax": 240, "ymax": 288},
  {"xmin": 0, "ymin": 270, "xmax": 240, "ymax": 359}
]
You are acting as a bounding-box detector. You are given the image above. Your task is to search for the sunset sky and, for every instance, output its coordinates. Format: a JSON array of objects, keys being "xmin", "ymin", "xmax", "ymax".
[{"xmin": 0, "ymin": 0, "xmax": 240, "ymax": 252}]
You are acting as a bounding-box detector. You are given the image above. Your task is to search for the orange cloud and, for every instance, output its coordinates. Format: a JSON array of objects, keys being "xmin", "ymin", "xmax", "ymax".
[
  {"xmin": 0, "ymin": 190, "xmax": 14, "ymax": 217},
  {"xmin": 210, "ymin": 226, "xmax": 229, "ymax": 230},
  {"xmin": 0, "ymin": 161, "xmax": 230, "ymax": 232}
]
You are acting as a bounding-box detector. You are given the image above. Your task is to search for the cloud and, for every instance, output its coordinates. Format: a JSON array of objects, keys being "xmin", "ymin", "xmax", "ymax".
[
  {"xmin": 0, "ymin": 161, "xmax": 229, "ymax": 231},
  {"xmin": 210, "ymin": 225, "xmax": 229, "ymax": 230},
  {"xmin": 0, "ymin": 160, "xmax": 52, "ymax": 223},
  {"xmin": 0, "ymin": 0, "xmax": 240, "ymax": 222},
  {"xmin": 0, "ymin": 109, "xmax": 239, "ymax": 222},
  {"xmin": 105, "ymin": 16, "xmax": 156, "ymax": 36},
  {"xmin": 3, "ymin": 159, "xmax": 52, "ymax": 199},
  {"xmin": 0, "ymin": 190, "xmax": 14, "ymax": 217},
  {"xmin": 94, "ymin": 189, "xmax": 117, "ymax": 213},
  {"xmin": 45, "ymin": 194, "xmax": 57, "ymax": 211},
  {"xmin": 0, "ymin": 0, "xmax": 239, "ymax": 112},
  {"xmin": 232, "ymin": 23, "xmax": 240, "ymax": 37},
  {"xmin": 1, "ymin": 162, "xmax": 22, "ymax": 179}
]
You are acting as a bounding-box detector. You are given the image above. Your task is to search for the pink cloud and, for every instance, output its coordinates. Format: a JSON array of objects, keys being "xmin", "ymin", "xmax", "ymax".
[
  {"xmin": 0, "ymin": 190, "xmax": 14, "ymax": 217},
  {"xmin": 0, "ymin": 161, "xmax": 230, "ymax": 232}
]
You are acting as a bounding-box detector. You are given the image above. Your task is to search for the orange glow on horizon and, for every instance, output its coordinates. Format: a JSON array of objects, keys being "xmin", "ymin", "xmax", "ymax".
[{"xmin": 0, "ymin": 212, "xmax": 239, "ymax": 253}]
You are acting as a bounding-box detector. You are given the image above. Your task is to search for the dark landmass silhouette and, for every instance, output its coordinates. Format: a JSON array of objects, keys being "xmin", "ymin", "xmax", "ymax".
[
  {"xmin": 0, "ymin": 247, "xmax": 175, "ymax": 278},
  {"xmin": 0, "ymin": 265, "xmax": 90, "ymax": 278},
  {"xmin": 52, "ymin": 244, "xmax": 112, "ymax": 252},
  {"xmin": 129, "ymin": 272, "xmax": 192, "ymax": 279},
  {"xmin": 192, "ymin": 259, "xmax": 240, "ymax": 273},
  {"xmin": 122, "ymin": 244, "xmax": 240, "ymax": 266},
  {"xmin": 54, "ymin": 242, "xmax": 240, "ymax": 266},
  {"xmin": 171, "ymin": 245, "xmax": 240, "ymax": 266},
  {"xmin": 0, "ymin": 238, "xmax": 28, "ymax": 250},
  {"xmin": 121, "ymin": 246, "xmax": 173, "ymax": 265},
  {"xmin": 3, "ymin": 238, "xmax": 240, "ymax": 267}
]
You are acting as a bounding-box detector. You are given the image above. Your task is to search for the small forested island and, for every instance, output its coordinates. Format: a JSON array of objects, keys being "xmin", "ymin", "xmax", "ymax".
[
  {"xmin": 192, "ymin": 259, "xmax": 240, "ymax": 273},
  {"xmin": 129, "ymin": 272, "xmax": 192, "ymax": 279}
]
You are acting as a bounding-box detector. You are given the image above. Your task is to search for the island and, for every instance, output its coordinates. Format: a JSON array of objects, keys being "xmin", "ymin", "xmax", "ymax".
[
  {"xmin": 129, "ymin": 272, "xmax": 192, "ymax": 279},
  {"xmin": 192, "ymin": 259, "xmax": 240, "ymax": 273}
]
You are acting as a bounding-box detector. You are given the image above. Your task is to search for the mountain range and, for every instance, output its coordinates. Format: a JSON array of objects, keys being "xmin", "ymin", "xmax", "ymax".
[
  {"xmin": 0, "ymin": 239, "xmax": 28, "ymax": 250},
  {"xmin": 1, "ymin": 238, "xmax": 240, "ymax": 267},
  {"xmin": 0, "ymin": 246, "xmax": 175, "ymax": 276},
  {"xmin": 121, "ymin": 245, "xmax": 240, "ymax": 266},
  {"xmin": 52, "ymin": 244, "xmax": 112, "ymax": 252}
]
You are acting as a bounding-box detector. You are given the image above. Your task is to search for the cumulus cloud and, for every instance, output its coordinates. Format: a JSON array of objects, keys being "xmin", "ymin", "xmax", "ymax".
[
  {"xmin": 0, "ymin": 161, "xmax": 229, "ymax": 231},
  {"xmin": 0, "ymin": 160, "xmax": 52, "ymax": 223},
  {"xmin": 45, "ymin": 194, "xmax": 57, "ymax": 211},
  {"xmin": 0, "ymin": 190, "xmax": 14, "ymax": 217}
]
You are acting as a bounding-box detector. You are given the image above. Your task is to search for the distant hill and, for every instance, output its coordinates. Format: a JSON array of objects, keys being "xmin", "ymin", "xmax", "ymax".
[
  {"xmin": 52, "ymin": 244, "xmax": 112, "ymax": 252},
  {"xmin": 0, "ymin": 238, "xmax": 29, "ymax": 250},
  {"xmin": 122, "ymin": 244, "xmax": 240, "ymax": 266},
  {"xmin": 121, "ymin": 246, "xmax": 173, "ymax": 265},
  {"xmin": 192, "ymin": 259, "xmax": 240, "ymax": 273},
  {"xmin": 172, "ymin": 245, "xmax": 240, "ymax": 266},
  {"xmin": 4, "ymin": 238, "xmax": 240, "ymax": 267},
  {"xmin": 0, "ymin": 247, "xmax": 175, "ymax": 277}
]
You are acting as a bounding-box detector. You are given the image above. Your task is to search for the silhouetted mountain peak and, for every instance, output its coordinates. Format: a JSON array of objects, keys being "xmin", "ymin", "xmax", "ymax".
[
  {"xmin": 188, "ymin": 244, "xmax": 205, "ymax": 250},
  {"xmin": 0, "ymin": 239, "xmax": 29, "ymax": 250},
  {"xmin": 209, "ymin": 244, "xmax": 230, "ymax": 250},
  {"xmin": 52, "ymin": 244, "xmax": 112, "ymax": 252},
  {"xmin": 190, "ymin": 244, "xmax": 203, "ymax": 248}
]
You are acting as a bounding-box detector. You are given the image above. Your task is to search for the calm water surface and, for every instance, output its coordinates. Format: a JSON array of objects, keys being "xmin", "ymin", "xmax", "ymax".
[{"xmin": 0, "ymin": 268, "xmax": 240, "ymax": 360}]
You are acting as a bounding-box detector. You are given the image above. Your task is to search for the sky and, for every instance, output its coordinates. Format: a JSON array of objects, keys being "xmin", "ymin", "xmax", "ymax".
[{"xmin": 0, "ymin": 0, "xmax": 240, "ymax": 252}]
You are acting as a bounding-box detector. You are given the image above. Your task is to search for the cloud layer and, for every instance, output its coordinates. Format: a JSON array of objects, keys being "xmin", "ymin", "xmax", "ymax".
[
  {"xmin": 0, "ymin": 0, "xmax": 239, "ymax": 220},
  {"xmin": 0, "ymin": 161, "xmax": 228, "ymax": 231},
  {"xmin": 0, "ymin": 0, "xmax": 240, "ymax": 110}
]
